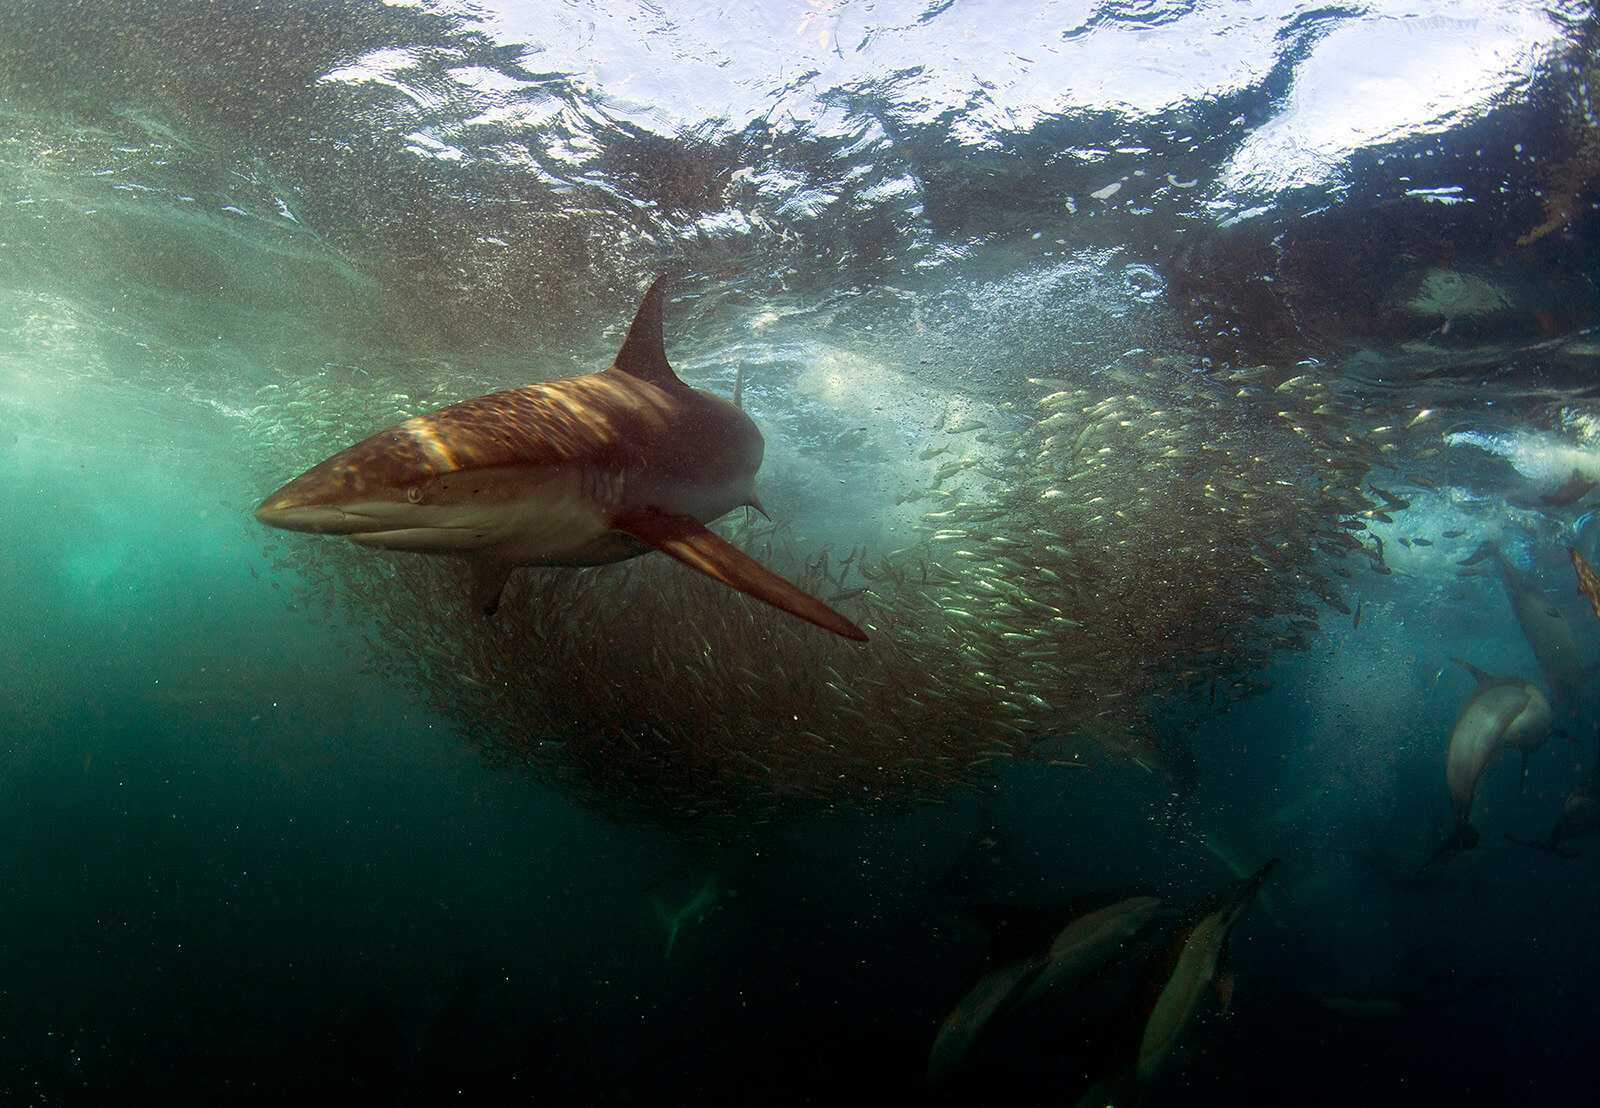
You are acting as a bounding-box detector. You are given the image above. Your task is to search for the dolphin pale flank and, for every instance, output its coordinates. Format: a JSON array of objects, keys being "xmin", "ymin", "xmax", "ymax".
[
  {"xmin": 926, "ymin": 893, "xmax": 1163, "ymax": 1089},
  {"xmin": 255, "ymin": 278, "xmax": 866, "ymax": 641},
  {"xmin": 1463, "ymin": 543, "xmax": 1596, "ymax": 709},
  {"xmin": 1074, "ymin": 860, "xmax": 1278, "ymax": 1108},
  {"xmin": 1416, "ymin": 659, "xmax": 1561, "ymax": 879}
]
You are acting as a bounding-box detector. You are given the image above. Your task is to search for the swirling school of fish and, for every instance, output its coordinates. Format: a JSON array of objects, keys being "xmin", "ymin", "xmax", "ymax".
[
  {"xmin": 245, "ymin": 284, "xmax": 1600, "ymax": 1100},
  {"xmin": 249, "ymin": 311, "xmax": 1433, "ymax": 835}
]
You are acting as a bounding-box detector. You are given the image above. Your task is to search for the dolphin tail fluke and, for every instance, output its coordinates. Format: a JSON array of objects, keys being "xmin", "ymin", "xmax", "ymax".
[
  {"xmin": 1415, "ymin": 821, "xmax": 1480, "ymax": 881},
  {"xmin": 1504, "ymin": 832, "xmax": 1578, "ymax": 859},
  {"xmin": 613, "ymin": 509, "xmax": 868, "ymax": 641}
]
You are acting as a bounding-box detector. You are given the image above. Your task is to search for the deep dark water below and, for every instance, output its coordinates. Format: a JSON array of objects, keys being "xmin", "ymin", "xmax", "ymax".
[{"xmin": 3, "ymin": 1, "xmax": 1600, "ymax": 1105}]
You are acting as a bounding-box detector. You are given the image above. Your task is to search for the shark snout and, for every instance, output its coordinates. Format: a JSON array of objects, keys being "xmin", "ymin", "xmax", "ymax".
[
  {"xmin": 254, "ymin": 495, "xmax": 373, "ymax": 535},
  {"xmin": 254, "ymin": 468, "xmax": 390, "ymax": 534}
]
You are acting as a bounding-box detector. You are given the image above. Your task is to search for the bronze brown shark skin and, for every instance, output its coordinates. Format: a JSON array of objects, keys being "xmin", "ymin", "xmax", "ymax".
[{"xmin": 255, "ymin": 277, "xmax": 867, "ymax": 641}]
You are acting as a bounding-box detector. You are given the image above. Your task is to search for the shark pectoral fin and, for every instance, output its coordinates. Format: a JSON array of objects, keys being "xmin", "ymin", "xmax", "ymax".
[
  {"xmin": 612, "ymin": 510, "xmax": 868, "ymax": 642},
  {"xmin": 470, "ymin": 561, "xmax": 515, "ymax": 617}
]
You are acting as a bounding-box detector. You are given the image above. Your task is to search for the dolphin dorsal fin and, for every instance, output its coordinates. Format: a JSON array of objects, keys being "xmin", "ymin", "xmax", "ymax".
[
  {"xmin": 612, "ymin": 276, "xmax": 684, "ymax": 389},
  {"xmin": 1452, "ymin": 657, "xmax": 1494, "ymax": 685}
]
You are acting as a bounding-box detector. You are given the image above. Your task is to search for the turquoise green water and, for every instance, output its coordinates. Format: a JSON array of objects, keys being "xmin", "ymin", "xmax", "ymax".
[{"xmin": 2, "ymin": 2, "xmax": 1598, "ymax": 1104}]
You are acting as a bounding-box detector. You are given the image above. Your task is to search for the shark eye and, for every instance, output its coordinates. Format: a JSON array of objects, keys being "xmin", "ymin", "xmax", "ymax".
[{"xmin": 407, "ymin": 485, "xmax": 424, "ymax": 504}]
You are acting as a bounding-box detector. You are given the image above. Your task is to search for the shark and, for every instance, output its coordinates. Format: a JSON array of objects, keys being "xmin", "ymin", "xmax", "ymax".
[{"xmin": 254, "ymin": 278, "xmax": 866, "ymax": 641}]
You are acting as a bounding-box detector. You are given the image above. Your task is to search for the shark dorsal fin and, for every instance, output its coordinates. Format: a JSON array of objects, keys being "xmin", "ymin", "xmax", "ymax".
[
  {"xmin": 1453, "ymin": 657, "xmax": 1494, "ymax": 685},
  {"xmin": 612, "ymin": 276, "xmax": 684, "ymax": 389}
]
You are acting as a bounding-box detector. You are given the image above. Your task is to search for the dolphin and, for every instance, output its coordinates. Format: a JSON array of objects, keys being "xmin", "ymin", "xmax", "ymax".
[
  {"xmin": 1196, "ymin": 829, "xmax": 1289, "ymax": 929},
  {"xmin": 926, "ymin": 893, "xmax": 1163, "ymax": 1089},
  {"xmin": 254, "ymin": 278, "xmax": 867, "ymax": 641},
  {"xmin": 1307, "ymin": 967, "xmax": 1456, "ymax": 1021},
  {"xmin": 1507, "ymin": 761, "xmax": 1600, "ymax": 858},
  {"xmin": 1540, "ymin": 467, "xmax": 1597, "ymax": 507},
  {"xmin": 1416, "ymin": 659, "xmax": 1561, "ymax": 878},
  {"xmin": 1462, "ymin": 543, "xmax": 1596, "ymax": 709},
  {"xmin": 1074, "ymin": 860, "xmax": 1278, "ymax": 1108}
]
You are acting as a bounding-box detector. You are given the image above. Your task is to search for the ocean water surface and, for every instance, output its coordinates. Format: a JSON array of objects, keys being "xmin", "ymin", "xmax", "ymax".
[{"xmin": 1, "ymin": 1, "xmax": 1598, "ymax": 1104}]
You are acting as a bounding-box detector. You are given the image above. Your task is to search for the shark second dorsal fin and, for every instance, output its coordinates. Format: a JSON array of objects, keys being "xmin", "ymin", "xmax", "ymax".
[
  {"xmin": 1452, "ymin": 657, "xmax": 1494, "ymax": 685},
  {"xmin": 612, "ymin": 276, "xmax": 684, "ymax": 389}
]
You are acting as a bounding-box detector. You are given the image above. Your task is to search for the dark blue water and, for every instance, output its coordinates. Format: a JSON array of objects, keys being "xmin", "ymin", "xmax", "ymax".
[{"xmin": 1, "ymin": 1, "xmax": 1598, "ymax": 1104}]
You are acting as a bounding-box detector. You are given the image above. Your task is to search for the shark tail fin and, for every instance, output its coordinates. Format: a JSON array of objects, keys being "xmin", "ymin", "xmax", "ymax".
[{"xmin": 1457, "ymin": 540, "xmax": 1501, "ymax": 567}]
